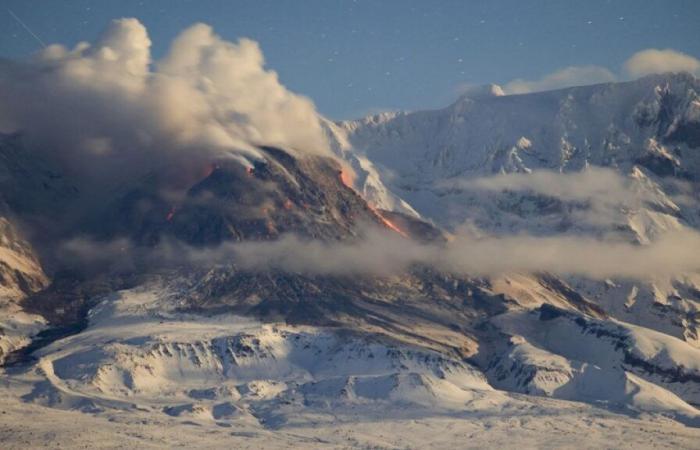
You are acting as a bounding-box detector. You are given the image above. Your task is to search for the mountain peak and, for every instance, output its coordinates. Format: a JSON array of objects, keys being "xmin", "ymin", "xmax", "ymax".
[{"xmin": 457, "ymin": 83, "xmax": 506, "ymax": 101}]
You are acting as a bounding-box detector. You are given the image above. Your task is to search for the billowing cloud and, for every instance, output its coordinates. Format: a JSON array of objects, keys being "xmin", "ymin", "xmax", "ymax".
[
  {"xmin": 624, "ymin": 49, "xmax": 700, "ymax": 78},
  {"xmin": 503, "ymin": 66, "xmax": 617, "ymax": 95},
  {"xmin": 497, "ymin": 48, "xmax": 700, "ymax": 96},
  {"xmin": 0, "ymin": 18, "xmax": 331, "ymax": 189}
]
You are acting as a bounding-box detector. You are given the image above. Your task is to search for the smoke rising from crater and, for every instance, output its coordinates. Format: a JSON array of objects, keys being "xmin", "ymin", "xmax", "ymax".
[{"xmin": 0, "ymin": 18, "xmax": 332, "ymax": 188}]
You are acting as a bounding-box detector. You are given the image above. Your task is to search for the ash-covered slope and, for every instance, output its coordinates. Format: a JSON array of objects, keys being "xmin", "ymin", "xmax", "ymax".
[
  {"xmin": 0, "ymin": 138, "xmax": 503, "ymax": 360},
  {"xmin": 93, "ymin": 146, "xmax": 388, "ymax": 246},
  {"xmin": 0, "ymin": 137, "xmax": 55, "ymax": 363}
]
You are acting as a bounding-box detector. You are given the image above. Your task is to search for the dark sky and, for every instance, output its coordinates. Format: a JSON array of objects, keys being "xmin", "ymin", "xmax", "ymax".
[{"xmin": 1, "ymin": 0, "xmax": 699, "ymax": 118}]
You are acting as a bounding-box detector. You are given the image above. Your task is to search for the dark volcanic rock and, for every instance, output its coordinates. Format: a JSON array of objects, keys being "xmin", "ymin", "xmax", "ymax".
[
  {"xmin": 169, "ymin": 147, "xmax": 386, "ymax": 244},
  {"xmin": 94, "ymin": 146, "xmax": 388, "ymax": 246}
]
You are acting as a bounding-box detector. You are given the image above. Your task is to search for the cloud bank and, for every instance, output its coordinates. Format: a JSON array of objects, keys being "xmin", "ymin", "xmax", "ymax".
[
  {"xmin": 56, "ymin": 166, "xmax": 700, "ymax": 281},
  {"xmin": 61, "ymin": 225, "xmax": 700, "ymax": 281},
  {"xmin": 500, "ymin": 48, "xmax": 700, "ymax": 95},
  {"xmin": 445, "ymin": 167, "xmax": 635, "ymax": 204},
  {"xmin": 503, "ymin": 66, "xmax": 617, "ymax": 95},
  {"xmin": 624, "ymin": 48, "xmax": 700, "ymax": 78},
  {"xmin": 437, "ymin": 167, "xmax": 653, "ymax": 227},
  {"xmin": 222, "ymin": 228, "xmax": 700, "ymax": 280},
  {"xmin": 0, "ymin": 18, "xmax": 331, "ymax": 187}
]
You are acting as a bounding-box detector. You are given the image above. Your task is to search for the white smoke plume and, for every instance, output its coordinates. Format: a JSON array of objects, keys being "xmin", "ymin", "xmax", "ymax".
[{"xmin": 0, "ymin": 18, "xmax": 331, "ymax": 188}]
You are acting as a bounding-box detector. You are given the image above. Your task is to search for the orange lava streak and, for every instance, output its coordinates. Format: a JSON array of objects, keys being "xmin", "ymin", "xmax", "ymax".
[
  {"xmin": 378, "ymin": 214, "xmax": 409, "ymax": 238},
  {"xmin": 338, "ymin": 168, "xmax": 406, "ymax": 238},
  {"xmin": 368, "ymin": 204, "xmax": 409, "ymax": 238},
  {"xmin": 339, "ymin": 169, "xmax": 354, "ymax": 189},
  {"xmin": 201, "ymin": 163, "xmax": 216, "ymax": 179}
]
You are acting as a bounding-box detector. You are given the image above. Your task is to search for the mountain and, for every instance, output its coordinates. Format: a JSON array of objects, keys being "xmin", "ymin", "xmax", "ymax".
[
  {"xmin": 2, "ymin": 74, "xmax": 700, "ymax": 448},
  {"xmin": 331, "ymin": 73, "xmax": 700, "ymax": 228},
  {"xmin": 0, "ymin": 213, "xmax": 48, "ymax": 364},
  {"xmin": 325, "ymin": 73, "xmax": 700, "ymax": 423},
  {"xmin": 328, "ymin": 72, "xmax": 700, "ymax": 344}
]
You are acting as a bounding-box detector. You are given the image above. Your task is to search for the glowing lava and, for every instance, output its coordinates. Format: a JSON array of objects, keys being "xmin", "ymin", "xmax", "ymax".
[
  {"xmin": 339, "ymin": 169, "xmax": 354, "ymax": 189},
  {"xmin": 166, "ymin": 206, "xmax": 177, "ymax": 221},
  {"xmin": 368, "ymin": 204, "xmax": 409, "ymax": 238},
  {"xmin": 338, "ymin": 168, "xmax": 406, "ymax": 237},
  {"xmin": 201, "ymin": 163, "xmax": 217, "ymax": 179}
]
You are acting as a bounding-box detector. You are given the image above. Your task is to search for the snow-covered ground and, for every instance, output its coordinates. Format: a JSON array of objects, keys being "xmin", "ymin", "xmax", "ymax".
[
  {"xmin": 2, "ymin": 284, "xmax": 700, "ymax": 449},
  {"xmin": 3, "ymin": 392, "xmax": 700, "ymax": 449}
]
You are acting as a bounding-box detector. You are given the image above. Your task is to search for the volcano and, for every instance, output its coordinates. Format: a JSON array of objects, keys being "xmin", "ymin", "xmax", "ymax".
[{"xmin": 3, "ymin": 74, "xmax": 700, "ymax": 448}]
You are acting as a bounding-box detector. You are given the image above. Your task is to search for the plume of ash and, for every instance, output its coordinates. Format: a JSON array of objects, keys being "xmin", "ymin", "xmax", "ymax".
[{"xmin": 0, "ymin": 18, "xmax": 332, "ymax": 189}]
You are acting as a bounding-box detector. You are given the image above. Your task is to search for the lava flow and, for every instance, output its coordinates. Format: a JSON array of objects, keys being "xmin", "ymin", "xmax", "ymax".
[
  {"xmin": 369, "ymin": 205, "xmax": 409, "ymax": 238},
  {"xmin": 339, "ymin": 169, "xmax": 407, "ymax": 238},
  {"xmin": 165, "ymin": 206, "xmax": 177, "ymax": 221},
  {"xmin": 339, "ymin": 169, "xmax": 354, "ymax": 189}
]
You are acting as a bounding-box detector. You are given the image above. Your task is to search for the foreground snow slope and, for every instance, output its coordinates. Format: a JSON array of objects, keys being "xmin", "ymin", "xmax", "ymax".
[{"xmin": 2, "ymin": 283, "xmax": 700, "ymax": 449}]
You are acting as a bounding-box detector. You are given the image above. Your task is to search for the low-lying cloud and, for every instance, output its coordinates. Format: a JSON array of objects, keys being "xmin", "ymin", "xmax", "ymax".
[
  {"xmin": 444, "ymin": 167, "xmax": 636, "ymax": 205},
  {"xmin": 60, "ymin": 225, "xmax": 700, "ymax": 281},
  {"xmin": 222, "ymin": 228, "xmax": 700, "ymax": 280},
  {"xmin": 437, "ymin": 167, "xmax": 655, "ymax": 227},
  {"xmin": 57, "ymin": 165, "xmax": 700, "ymax": 281},
  {"xmin": 0, "ymin": 18, "xmax": 331, "ymax": 188}
]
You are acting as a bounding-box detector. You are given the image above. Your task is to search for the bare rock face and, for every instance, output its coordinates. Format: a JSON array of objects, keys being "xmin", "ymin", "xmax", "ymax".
[
  {"xmin": 0, "ymin": 212, "xmax": 49, "ymax": 365},
  {"xmin": 0, "ymin": 215, "xmax": 48, "ymax": 301}
]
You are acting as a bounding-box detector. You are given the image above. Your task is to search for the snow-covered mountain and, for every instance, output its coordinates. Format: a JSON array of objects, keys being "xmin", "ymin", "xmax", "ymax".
[
  {"xmin": 328, "ymin": 72, "xmax": 700, "ymax": 351},
  {"xmin": 3, "ymin": 74, "xmax": 700, "ymax": 448},
  {"xmin": 331, "ymin": 73, "xmax": 700, "ymax": 225}
]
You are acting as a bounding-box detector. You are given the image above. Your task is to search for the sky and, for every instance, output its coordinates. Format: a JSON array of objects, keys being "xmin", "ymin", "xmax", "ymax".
[{"xmin": 1, "ymin": 0, "xmax": 699, "ymax": 119}]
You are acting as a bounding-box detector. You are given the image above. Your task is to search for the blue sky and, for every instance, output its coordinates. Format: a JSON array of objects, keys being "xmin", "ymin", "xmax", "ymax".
[{"xmin": 1, "ymin": 0, "xmax": 699, "ymax": 118}]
